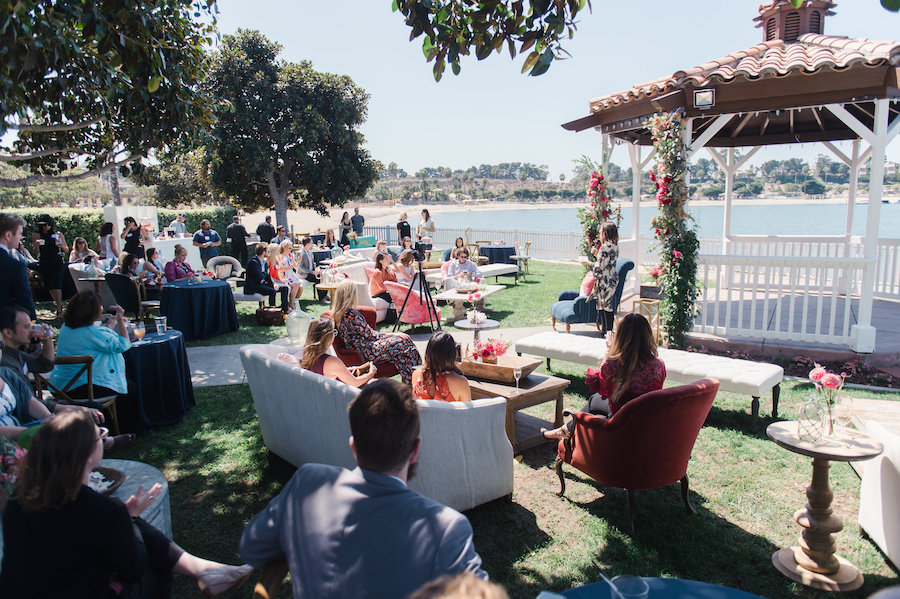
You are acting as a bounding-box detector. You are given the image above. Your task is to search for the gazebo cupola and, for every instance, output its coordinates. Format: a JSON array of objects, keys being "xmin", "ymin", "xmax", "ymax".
[{"xmin": 755, "ymin": 0, "xmax": 836, "ymax": 42}]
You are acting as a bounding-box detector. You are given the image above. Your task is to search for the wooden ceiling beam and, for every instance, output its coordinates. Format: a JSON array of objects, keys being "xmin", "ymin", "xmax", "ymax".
[
  {"xmin": 731, "ymin": 113, "xmax": 754, "ymax": 137},
  {"xmin": 812, "ymin": 107, "xmax": 826, "ymax": 131}
]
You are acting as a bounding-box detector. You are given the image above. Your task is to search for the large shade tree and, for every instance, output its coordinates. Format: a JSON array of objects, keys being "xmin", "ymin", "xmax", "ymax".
[
  {"xmin": 204, "ymin": 30, "xmax": 379, "ymax": 226},
  {"xmin": 0, "ymin": 0, "xmax": 218, "ymax": 189}
]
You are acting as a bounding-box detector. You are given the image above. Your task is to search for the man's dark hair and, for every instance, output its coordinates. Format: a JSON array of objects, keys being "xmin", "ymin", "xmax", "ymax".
[
  {"xmin": 301, "ymin": 236, "xmax": 311, "ymax": 246},
  {"xmin": 265, "ymin": 216, "xmax": 271, "ymax": 223},
  {"xmin": 348, "ymin": 380, "xmax": 419, "ymax": 473},
  {"xmin": 233, "ymin": 216, "xmax": 240, "ymax": 223},
  {"xmin": 63, "ymin": 291, "xmax": 102, "ymax": 329},
  {"xmin": 0, "ymin": 213, "xmax": 25, "ymax": 237},
  {"xmin": 0, "ymin": 305, "xmax": 27, "ymax": 335},
  {"xmin": 255, "ymin": 244, "xmax": 267, "ymax": 257}
]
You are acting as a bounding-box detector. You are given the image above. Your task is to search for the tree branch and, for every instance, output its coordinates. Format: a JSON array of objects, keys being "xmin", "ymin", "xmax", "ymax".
[
  {"xmin": 0, "ymin": 153, "xmax": 142, "ymax": 188},
  {"xmin": 15, "ymin": 116, "xmax": 106, "ymax": 133},
  {"xmin": 0, "ymin": 147, "xmax": 77, "ymax": 162}
]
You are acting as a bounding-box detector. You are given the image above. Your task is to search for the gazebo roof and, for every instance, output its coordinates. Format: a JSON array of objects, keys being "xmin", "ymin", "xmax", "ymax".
[{"xmin": 563, "ymin": 1, "xmax": 900, "ymax": 147}]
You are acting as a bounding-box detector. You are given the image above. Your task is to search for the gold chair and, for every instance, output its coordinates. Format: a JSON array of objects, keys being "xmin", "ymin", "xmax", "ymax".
[
  {"xmin": 511, "ymin": 241, "xmax": 532, "ymax": 275},
  {"xmin": 469, "ymin": 242, "xmax": 489, "ymax": 266},
  {"xmin": 34, "ymin": 355, "xmax": 121, "ymax": 435}
]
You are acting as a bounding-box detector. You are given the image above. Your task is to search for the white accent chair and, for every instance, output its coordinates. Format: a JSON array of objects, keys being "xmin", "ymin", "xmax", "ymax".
[
  {"xmin": 330, "ymin": 261, "xmax": 390, "ymax": 322},
  {"xmin": 68, "ymin": 264, "xmax": 116, "ymax": 307},
  {"xmin": 859, "ymin": 421, "xmax": 900, "ymax": 569}
]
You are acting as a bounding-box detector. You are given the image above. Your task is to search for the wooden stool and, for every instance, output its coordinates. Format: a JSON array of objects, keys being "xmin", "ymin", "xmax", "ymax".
[{"xmin": 633, "ymin": 298, "xmax": 662, "ymax": 344}]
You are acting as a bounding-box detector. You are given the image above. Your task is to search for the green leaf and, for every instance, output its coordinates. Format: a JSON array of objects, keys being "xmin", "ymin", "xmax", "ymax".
[
  {"xmin": 882, "ymin": 0, "xmax": 900, "ymax": 10},
  {"xmin": 790, "ymin": 0, "xmax": 803, "ymax": 6},
  {"xmin": 529, "ymin": 49, "xmax": 553, "ymax": 76},
  {"xmin": 451, "ymin": 61, "xmax": 460, "ymax": 75},
  {"xmin": 391, "ymin": 0, "xmax": 399, "ymax": 11},
  {"xmin": 433, "ymin": 58, "xmax": 445, "ymax": 81},
  {"xmin": 521, "ymin": 50, "xmax": 540, "ymax": 73},
  {"xmin": 148, "ymin": 76, "xmax": 161, "ymax": 93}
]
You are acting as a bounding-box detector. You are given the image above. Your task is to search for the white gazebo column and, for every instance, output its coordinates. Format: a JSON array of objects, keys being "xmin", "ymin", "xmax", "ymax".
[
  {"xmin": 707, "ymin": 145, "xmax": 760, "ymax": 254},
  {"xmin": 827, "ymin": 99, "xmax": 892, "ymax": 352},
  {"xmin": 627, "ymin": 141, "xmax": 656, "ymax": 296}
]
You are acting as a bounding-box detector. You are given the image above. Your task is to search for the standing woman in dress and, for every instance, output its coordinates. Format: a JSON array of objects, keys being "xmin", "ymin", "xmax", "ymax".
[
  {"xmin": 332, "ymin": 279, "xmax": 421, "ymax": 385},
  {"xmin": 416, "ymin": 209, "xmax": 435, "ymax": 240},
  {"xmin": 586, "ymin": 222, "xmax": 619, "ymax": 335},
  {"xmin": 396, "ymin": 212, "xmax": 411, "ymax": 244},
  {"xmin": 32, "ymin": 215, "xmax": 68, "ymax": 319},
  {"xmin": 339, "ymin": 212, "xmax": 352, "ymax": 247},
  {"xmin": 96, "ymin": 222, "xmax": 118, "ymax": 262},
  {"xmin": 120, "ymin": 216, "xmax": 149, "ymax": 260}
]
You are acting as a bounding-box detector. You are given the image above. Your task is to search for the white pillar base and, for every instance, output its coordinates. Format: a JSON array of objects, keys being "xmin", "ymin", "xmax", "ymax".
[{"xmin": 850, "ymin": 324, "xmax": 876, "ymax": 353}]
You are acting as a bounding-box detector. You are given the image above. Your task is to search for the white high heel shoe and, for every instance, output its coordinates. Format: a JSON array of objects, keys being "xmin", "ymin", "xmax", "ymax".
[{"xmin": 196, "ymin": 564, "xmax": 254, "ymax": 597}]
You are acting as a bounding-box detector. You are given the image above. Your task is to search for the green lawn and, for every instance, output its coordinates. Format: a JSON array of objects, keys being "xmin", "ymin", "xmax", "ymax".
[{"xmin": 111, "ymin": 375, "xmax": 899, "ymax": 599}]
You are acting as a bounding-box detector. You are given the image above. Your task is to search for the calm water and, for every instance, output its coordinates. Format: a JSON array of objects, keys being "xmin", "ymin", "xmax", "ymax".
[{"xmin": 428, "ymin": 202, "xmax": 900, "ymax": 238}]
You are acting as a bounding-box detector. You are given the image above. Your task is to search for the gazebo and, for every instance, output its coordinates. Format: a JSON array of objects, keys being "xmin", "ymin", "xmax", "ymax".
[{"xmin": 564, "ymin": 0, "xmax": 899, "ymax": 352}]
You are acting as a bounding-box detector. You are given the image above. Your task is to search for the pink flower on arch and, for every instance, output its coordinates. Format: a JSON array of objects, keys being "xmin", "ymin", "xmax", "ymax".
[{"xmin": 673, "ymin": 250, "xmax": 683, "ymax": 259}]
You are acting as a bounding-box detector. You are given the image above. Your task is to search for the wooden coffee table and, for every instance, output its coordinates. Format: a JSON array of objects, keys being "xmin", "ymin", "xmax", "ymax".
[
  {"xmin": 468, "ymin": 373, "xmax": 569, "ymax": 452},
  {"xmin": 433, "ymin": 284, "xmax": 504, "ymax": 320}
]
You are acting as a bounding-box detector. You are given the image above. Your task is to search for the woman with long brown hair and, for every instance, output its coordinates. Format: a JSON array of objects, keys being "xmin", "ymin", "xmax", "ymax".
[
  {"xmin": 0, "ymin": 410, "xmax": 253, "ymax": 597},
  {"xmin": 541, "ymin": 313, "xmax": 666, "ymax": 440},
  {"xmin": 411, "ymin": 332, "xmax": 471, "ymax": 402},
  {"xmin": 277, "ymin": 318, "xmax": 376, "ymax": 387},
  {"xmin": 332, "ymin": 279, "xmax": 421, "ymax": 385}
]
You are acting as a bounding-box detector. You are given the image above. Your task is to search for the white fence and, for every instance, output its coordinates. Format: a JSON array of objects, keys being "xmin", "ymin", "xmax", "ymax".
[{"xmin": 694, "ymin": 254, "xmax": 870, "ymax": 346}]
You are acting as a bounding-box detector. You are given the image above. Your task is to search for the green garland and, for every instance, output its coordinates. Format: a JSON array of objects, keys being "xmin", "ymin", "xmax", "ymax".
[{"xmin": 646, "ymin": 112, "xmax": 699, "ymax": 348}]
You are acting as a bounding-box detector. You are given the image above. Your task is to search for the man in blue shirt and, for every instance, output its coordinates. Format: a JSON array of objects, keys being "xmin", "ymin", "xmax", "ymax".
[
  {"xmin": 350, "ymin": 207, "xmax": 365, "ymax": 236},
  {"xmin": 192, "ymin": 219, "xmax": 222, "ymax": 265}
]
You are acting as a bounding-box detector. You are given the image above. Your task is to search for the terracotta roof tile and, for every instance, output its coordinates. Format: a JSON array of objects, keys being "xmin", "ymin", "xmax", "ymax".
[{"xmin": 588, "ymin": 34, "xmax": 900, "ymax": 113}]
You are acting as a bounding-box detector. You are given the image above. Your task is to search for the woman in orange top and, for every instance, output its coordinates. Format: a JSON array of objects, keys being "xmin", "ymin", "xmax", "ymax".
[
  {"xmin": 412, "ymin": 332, "xmax": 471, "ymax": 402},
  {"xmin": 369, "ymin": 252, "xmax": 397, "ymax": 303}
]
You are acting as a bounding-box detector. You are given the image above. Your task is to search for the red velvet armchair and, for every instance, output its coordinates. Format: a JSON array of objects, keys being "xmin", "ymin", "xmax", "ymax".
[
  {"xmin": 555, "ymin": 378, "xmax": 719, "ymax": 535},
  {"xmin": 321, "ymin": 308, "xmax": 399, "ymax": 379}
]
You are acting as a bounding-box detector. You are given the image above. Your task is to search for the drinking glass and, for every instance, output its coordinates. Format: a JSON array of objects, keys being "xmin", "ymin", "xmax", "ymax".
[
  {"xmin": 611, "ymin": 575, "xmax": 649, "ymax": 599},
  {"xmin": 513, "ymin": 367, "xmax": 522, "ymax": 395},
  {"xmin": 833, "ymin": 395, "xmax": 854, "ymax": 431},
  {"xmin": 133, "ymin": 322, "xmax": 146, "ymax": 340}
]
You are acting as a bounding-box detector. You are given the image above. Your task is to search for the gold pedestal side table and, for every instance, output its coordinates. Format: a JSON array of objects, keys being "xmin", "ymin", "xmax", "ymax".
[
  {"xmin": 632, "ymin": 298, "xmax": 661, "ymax": 344},
  {"xmin": 766, "ymin": 421, "xmax": 883, "ymax": 591}
]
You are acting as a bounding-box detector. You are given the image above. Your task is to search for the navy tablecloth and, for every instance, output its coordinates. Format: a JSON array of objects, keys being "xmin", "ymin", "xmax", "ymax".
[
  {"xmin": 479, "ymin": 245, "xmax": 516, "ymax": 265},
  {"xmin": 159, "ymin": 279, "xmax": 238, "ymax": 340},
  {"xmin": 560, "ymin": 578, "xmax": 765, "ymax": 598},
  {"xmin": 122, "ymin": 330, "xmax": 195, "ymax": 432},
  {"xmin": 312, "ymin": 249, "xmax": 334, "ymax": 266},
  {"xmin": 310, "ymin": 233, "xmax": 326, "ymax": 245}
]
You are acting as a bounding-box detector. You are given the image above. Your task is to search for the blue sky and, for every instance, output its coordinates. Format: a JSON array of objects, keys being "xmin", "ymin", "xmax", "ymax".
[{"xmin": 215, "ymin": 1, "xmax": 900, "ymax": 180}]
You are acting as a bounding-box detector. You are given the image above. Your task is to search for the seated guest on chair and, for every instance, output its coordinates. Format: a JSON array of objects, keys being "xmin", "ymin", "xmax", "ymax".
[
  {"xmin": 239, "ymin": 379, "xmax": 486, "ymax": 598},
  {"xmin": 412, "ymin": 332, "xmax": 471, "ymax": 403},
  {"xmin": 445, "ymin": 248, "xmax": 481, "ymax": 290},
  {"xmin": 369, "ymin": 252, "xmax": 397, "ymax": 304},
  {"xmin": 375, "ymin": 239, "xmax": 398, "ymax": 262},
  {"xmin": 113, "ymin": 252, "xmax": 140, "ymax": 277},
  {"xmin": 395, "ymin": 249, "xmax": 418, "ymax": 287},
  {"xmin": 0, "ymin": 305, "xmax": 55, "ymax": 383},
  {"xmin": 163, "ymin": 244, "xmax": 195, "ymax": 282},
  {"xmin": 51, "ymin": 292, "xmax": 133, "ymax": 404},
  {"xmin": 0, "ymin": 411, "xmax": 253, "ymax": 598},
  {"xmin": 332, "ymin": 279, "xmax": 420, "ymax": 385},
  {"xmin": 541, "ymin": 313, "xmax": 666, "ymax": 441},
  {"xmin": 268, "ymin": 242, "xmax": 302, "ymax": 311},
  {"xmin": 245, "ymin": 244, "xmax": 288, "ymax": 312},
  {"xmin": 297, "ymin": 236, "xmax": 327, "ymax": 301},
  {"xmin": 68, "ymin": 237, "xmax": 98, "ymax": 264},
  {"xmin": 276, "ymin": 318, "xmax": 376, "ymax": 387}
]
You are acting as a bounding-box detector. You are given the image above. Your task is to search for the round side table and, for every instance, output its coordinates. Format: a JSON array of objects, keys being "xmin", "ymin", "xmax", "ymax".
[
  {"xmin": 455, "ymin": 318, "xmax": 499, "ymax": 342},
  {"xmin": 766, "ymin": 421, "xmax": 883, "ymax": 591}
]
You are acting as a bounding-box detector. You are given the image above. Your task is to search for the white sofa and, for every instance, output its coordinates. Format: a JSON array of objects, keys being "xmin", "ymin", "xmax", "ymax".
[
  {"xmin": 425, "ymin": 262, "xmax": 519, "ymax": 288},
  {"xmin": 239, "ymin": 344, "xmax": 514, "ymax": 511},
  {"xmin": 330, "ymin": 261, "xmax": 390, "ymax": 322},
  {"xmin": 515, "ymin": 331, "xmax": 783, "ymax": 418},
  {"xmin": 859, "ymin": 421, "xmax": 900, "ymax": 569}
]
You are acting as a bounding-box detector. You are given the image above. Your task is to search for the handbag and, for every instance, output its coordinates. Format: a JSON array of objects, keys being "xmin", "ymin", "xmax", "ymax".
[{"xmin": 255, "ymin": 307, "xmax": 285, "ymax": 326}]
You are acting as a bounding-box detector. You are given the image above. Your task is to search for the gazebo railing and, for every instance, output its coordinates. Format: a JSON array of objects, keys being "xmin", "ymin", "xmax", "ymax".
[{"xmin": 694, "ymin": 254, "xmax": 870, "ymax": 346}]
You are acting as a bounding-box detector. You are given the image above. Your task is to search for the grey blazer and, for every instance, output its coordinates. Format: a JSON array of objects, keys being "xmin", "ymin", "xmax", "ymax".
[
  {"xmin": 240, "ymin": 464, "xmax": 486, "ymax": 598},
  {"xmin": 297, "ymin": 249, "xmax": 315, "ymax": 277}
]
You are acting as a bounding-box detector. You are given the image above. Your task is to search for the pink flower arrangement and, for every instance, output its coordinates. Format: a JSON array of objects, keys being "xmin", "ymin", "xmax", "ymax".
[
  {"xmin": 808, "ymin": 363, "xmax": 846, "ymax": 406},
  {"xmin": 1, "ymin": 439, "xmax": 26, "ymax": 495},
  {"xmin": 473, "ymin": 337, "xmax": 507, "ymax": 360}
]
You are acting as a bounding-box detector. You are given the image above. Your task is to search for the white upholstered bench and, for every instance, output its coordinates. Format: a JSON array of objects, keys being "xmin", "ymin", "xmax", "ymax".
[
  {"xmin": 425, "ymin": 263, "xmax": 519, "ymax": 286},
  {"xmin": 514, "ymin": 331, "xmax": 783, "ymax": 418}
]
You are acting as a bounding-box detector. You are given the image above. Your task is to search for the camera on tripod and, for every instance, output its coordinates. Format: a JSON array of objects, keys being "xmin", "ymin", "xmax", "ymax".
[{"xmin": 413, "ymin": 241, "xmax": 431, "ymax": 263}]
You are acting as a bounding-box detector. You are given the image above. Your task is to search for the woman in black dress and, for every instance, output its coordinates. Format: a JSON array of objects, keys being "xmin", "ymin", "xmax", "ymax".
[
  {"xmin": 0, "ymin": 410, "xmax": 254, "ymax": 598},
  {"xmin": 339, "ymin": 212, "xmax": 352, "ymax": 247},
  {"xmin": 396, "ymin": 212, "xmax": 411, "ymax": 244},
  {"xmin": 120, "ymin": 217, "xmax": 148, "ymax": 260},
  {"xmin": 32, "ymin": 214, "xmax": 68, "ymax": 319}
]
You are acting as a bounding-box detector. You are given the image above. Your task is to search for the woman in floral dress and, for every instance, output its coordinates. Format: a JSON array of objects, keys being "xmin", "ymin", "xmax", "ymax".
[
  {"xmin": 267, "ymin": 242, "xmax": 302, "ymax": 311},
  {"xmin": 586, "ymin": 222, "xmax": 619, "ymax": 335},
  {"xmin": 332, "ymin": 279, "xmax": 421, "ymax": 385}
]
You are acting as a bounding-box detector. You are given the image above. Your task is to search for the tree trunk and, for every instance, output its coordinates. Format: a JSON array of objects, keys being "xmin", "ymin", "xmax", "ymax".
[
  {"xmin": 267, "ymin": 163, "xmax": 290, "ymax": 229},
  {"xmin": 110, "ymin": 168, "xmax": 122, "ymax": 206}
]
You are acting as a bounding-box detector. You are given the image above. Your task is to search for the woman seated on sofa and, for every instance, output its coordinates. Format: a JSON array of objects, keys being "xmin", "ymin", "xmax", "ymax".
[
  {"xmin": 395, "ymin": 250, "xmax": 418, "ymax": 287},
  {"xmin": 541, "ymin": 313, "xmax": 666, "ymax": 441},
  {"xmin": 332, "ymin": 279, "xmax": 421, "ymax": 385},
  {"xmin": 68, "ymin": 237, "xmax": 99, "ymax": 264},
  {"xmin": 276, "ymin": 318, "xmax": 376, "ymax": 387},
  {"xmin": 411, "ymin": 332, "xmax": 471, "ymax": 403},
  {"xmin": 0, "ymin": 411, "xmax": 253, "ymax": 598},
  {"xmin": 368, "ymin": 252, "xmax": 397, "ymax": 303}
]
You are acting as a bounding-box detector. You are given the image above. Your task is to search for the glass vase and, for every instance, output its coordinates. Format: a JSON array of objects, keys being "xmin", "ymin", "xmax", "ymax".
[
  {"xmin": 797, "ymin": 399, "xmax": 825, "ymax": 443},
  {"xmin": 832, "ymin": 394, "xmax": 854, "ymax": 433},
  {"xmin": 285, "ymin": 302, "xmax": 311, "ymax": 345}
]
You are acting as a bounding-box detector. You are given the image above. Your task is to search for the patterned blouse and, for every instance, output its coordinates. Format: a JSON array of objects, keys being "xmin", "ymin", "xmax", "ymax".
[
  {"xmin": 413, "ymin": 371, "xmax": 456, "ymax": 402},
  {"xmin": 589, "ymin": 241, "xmax": 618, "ymax": 311},
  {"xmin": 585, "ymin": 357, "xmax": 666, "ymax": 416}
]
